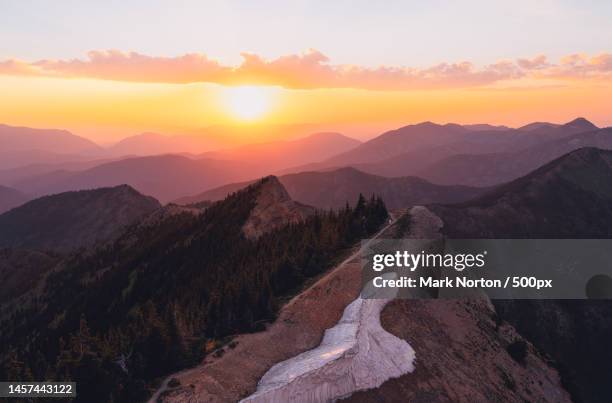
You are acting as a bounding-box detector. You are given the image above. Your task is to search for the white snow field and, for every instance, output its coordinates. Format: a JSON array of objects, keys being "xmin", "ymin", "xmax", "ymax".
[{"xmin": 241, "ymin": 272, "xmax": 415, "ymax": 403}]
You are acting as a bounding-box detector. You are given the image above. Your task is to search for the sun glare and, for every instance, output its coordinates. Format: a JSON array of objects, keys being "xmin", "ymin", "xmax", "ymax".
[{"xmin": 223, "ymin": 85, "xmax": 275, "ymax": 120}]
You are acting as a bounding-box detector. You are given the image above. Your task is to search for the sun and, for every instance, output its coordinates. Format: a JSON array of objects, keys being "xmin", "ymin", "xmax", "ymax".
[{"xmin": 223, "ymin": 85, "xmax": 275, "ymax": 121}]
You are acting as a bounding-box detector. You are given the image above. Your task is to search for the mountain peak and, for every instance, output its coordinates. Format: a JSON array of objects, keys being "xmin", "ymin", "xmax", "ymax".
[
  {"xmin": 518, "ymin": 121, "xmax": 559, "ymax": 131},
  {"xmin": 563, "ymin": 117, "xmax": 597, "ymax": 131},
  {"xmin": 258, "ymin": 175, "xmax": 287, "ymax": 194},
  {"xmin": 415, "ymin": 121, "xmax": 438, "ymax": 127},
  {"xmin": 243, "ymin": 176, "xmax": 314, "ymax": 239}
]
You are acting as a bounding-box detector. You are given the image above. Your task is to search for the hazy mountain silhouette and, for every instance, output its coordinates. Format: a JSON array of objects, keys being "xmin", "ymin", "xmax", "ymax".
[
  {"xmin": 0, "ymin": 149, "xmax": 101, "ymax": 170},
  {"xmin": 517, "ymin": 121, "xmax": 559, "ymax": 131},
  {"xmin": 422, "ymin": 126, "xmax": 612, "ymax": 186},
  {"xmin": 0, "ymin": 156, "xmax": 128, "ymax": 186},
  {"xmin": 11, "ymin": 155, "xmax": 259, "ymax": 203},
  {"xmin": 431, "ymin": 147, "xmax": 612, "ymax": 237},
  {"xmin": 0, "ymin": 185, "xmax": 160, "ymax": 252},
  {"xmin": 176, "ymin": 167, "xmax": 486, "ymax": 210},
  {"xmin": 462, "ymin": 123, "xmax": 511, "ymax": 131},
  {"xmin": 0, "ymin": 124, "xmax": 103, "ymax": 169},
  {"xmin": 200, "ymin": 132, "xmax": 360, "ymax": 173},
  {"xmin": 0, "ymin": 185, "xmax": 29, "ymax": 214},
  {"xmin": 0, "ymin": 124, "xmax": 101, "ymax": 154},
  {"xmin": 106, "ymin": 132, "xmax": 216, "ymax": 156},
  {"xmin": 322, "ymin": 122, "xmax": 472, "ymax": 166},
  {"xmin": 284, "ymin": 118, "xmax": 599, "ymax": 178}
]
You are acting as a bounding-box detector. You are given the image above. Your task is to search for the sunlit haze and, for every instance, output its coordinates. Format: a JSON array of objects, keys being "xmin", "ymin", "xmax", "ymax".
[{"xmin": 0, "ymin": 0, "xmax": 611, "ymax": 144}]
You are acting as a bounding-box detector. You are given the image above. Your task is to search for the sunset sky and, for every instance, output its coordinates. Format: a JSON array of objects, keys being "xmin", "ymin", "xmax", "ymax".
[{"xmin": 1, "ymin": 0, "xmax": 611, "ymax": 144}]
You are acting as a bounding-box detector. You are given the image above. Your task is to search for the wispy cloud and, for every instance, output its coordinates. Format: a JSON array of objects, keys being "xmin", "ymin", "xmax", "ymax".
[{"xmin": 1, "ymin": 49, "xmax": 610, "ymax": 90}]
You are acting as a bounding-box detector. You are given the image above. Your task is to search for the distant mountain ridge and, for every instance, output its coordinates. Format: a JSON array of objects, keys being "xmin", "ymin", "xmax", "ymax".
[
  {"xmin": 431, "ymin": 147, "xmax": 612, "ymax": 237},
  {"xmin": 175, "ymin": 167, "xmax": 486, "ymax": 210},
  {"xmin": 0, "ymin": 124, "xmax": 101, "ymax": 154},
  {"xmin": 421, "ymin": 126, "xmax": 612, "ymax": 186},
  {"xmin": 0, "ymin": 185, "xmax": 161, "ymax": 252},
  {"xmin": 11, "ymin": 155, "xmax": 257, "ymax": 203},
  {"xmin": 199, "ymin": 132, "xmax": 360, "ymax": 173},
  {"xmin": 283, "ymin": 118, "xmax": 601, "ymax": 180},
  {"xmin": 2, "ymin": 132, "xmax": 361, "ymax": 202},
  {"xmin": 0, "ymin": 185, "xmax": 29, "ymax": 214}
]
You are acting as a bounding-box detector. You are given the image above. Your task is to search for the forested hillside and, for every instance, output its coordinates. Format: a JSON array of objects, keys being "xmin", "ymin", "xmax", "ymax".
[{"xmin": 0, "ymin": 177, "xmax": 388, "ymax": 402}]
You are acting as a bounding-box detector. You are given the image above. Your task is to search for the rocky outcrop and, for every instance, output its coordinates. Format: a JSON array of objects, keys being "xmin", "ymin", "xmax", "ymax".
[{"xmin": 242, "ymin": 176, "xmax": 314, "ymax": 239}]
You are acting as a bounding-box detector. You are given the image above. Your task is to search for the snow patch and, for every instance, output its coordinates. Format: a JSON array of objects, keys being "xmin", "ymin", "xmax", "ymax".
[{"xmin": 241, "ymin": 273, "xmax": 415, "ymax": 403}]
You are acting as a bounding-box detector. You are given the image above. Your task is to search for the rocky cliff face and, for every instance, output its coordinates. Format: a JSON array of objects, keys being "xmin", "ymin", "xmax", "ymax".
[{"xmin": 242, "ymin": 176, "xmax": 315, "ymax": 239}]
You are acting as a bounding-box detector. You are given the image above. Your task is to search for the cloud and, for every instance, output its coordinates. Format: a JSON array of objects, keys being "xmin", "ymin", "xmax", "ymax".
[
  {"xmin": 1, "ymin": 49, "xmax": 610, "ymax": 90},
  {"xmin": 517, "ymin": 54, "xmax": 549, "ymax": 69},
  {"xmin": 0, "ymin": 59, "xmax": 46, "ymax": 76},
  {"xmin": 32, "ymin": 50, "xmax": 231, "ymax": 83}
]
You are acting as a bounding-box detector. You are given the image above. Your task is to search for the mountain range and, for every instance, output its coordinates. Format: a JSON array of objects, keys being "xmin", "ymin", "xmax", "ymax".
[
  {"xmin": 0, "ymin": 130, "xmax": 361, "ymax": 202},
  {"xmin": 283, "ymin": 118, "xmax": 601, "ymax": 179},
  {"xmin": 419, "ymin": 124, "xmax": 612, "ymax": 186},
  {"xmin": 176, "ymin": 167, "xmax": 486, "ymax": 210},
  {"xmin": 0, "ymin": 118, "xmax": 605, "ymax": 207}
]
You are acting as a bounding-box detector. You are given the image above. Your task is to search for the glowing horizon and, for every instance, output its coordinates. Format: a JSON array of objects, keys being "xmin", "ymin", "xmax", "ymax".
[
  {"xmin": 0, "ymin": 70, "xmax": 609, "ymax": 145},
  {"xmin": 1, "ymin": 1, "xmax": 611, "ymax": 144}
]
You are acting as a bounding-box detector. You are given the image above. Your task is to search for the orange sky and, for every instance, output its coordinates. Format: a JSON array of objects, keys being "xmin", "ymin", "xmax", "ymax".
[{"xmin": 0, "ymin": 50, "xmax": 611, "ymax": 144}]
